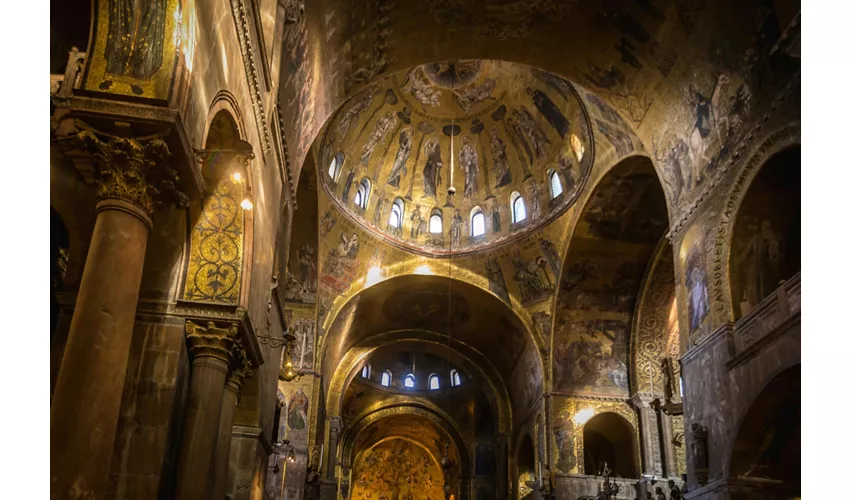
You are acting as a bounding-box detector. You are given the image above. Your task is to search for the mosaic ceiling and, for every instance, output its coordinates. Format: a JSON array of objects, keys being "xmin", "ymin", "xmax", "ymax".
[{"xmin": 318, "ymin": 60, "xmax": 594, "ymax": 256}]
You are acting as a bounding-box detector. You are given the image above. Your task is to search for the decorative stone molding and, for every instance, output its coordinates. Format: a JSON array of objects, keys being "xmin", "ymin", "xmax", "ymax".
[
  {"xmin": 230, "ymin": 0, "xmax": 271, "ymax": 155},
  {"xmin": 74, "ymin": 129, "xmax": 189, "ymax": 217},
  {"xmin": 185, "ymin": 319, "xmax": 239, "ymax": 363}
]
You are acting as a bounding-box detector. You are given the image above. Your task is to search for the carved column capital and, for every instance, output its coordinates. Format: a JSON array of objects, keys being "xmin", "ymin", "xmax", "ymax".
[
  {"xmin": 226, "ymin": 343, "xmax": 255, "ymax": 393},
  {"xmin": 76, "ymin": 129, "xmax": 189, "ymax": 217},
  {"xmin": 185, "ymin": 320, "xmax": 238, "ymax": 365}
]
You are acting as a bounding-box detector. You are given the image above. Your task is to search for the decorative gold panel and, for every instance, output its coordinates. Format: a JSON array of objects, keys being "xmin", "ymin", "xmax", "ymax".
[
  {"xmin": 182, "ymin": 179, "xmax": 245, "ymax": 304},
  {"xmin": 83, "ymin": 0, "xmax": 188, "ymax": 100}
]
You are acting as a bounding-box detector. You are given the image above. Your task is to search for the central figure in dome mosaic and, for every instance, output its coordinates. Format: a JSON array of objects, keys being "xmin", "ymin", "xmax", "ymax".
[{"xmin": 319, "ymin": 60, "xmax": 594, "ymax": 257}]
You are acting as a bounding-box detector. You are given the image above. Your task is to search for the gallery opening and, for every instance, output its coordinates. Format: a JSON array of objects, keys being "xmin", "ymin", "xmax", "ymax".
[{"xmin": 48, "ymin": 0, "xmax": 801, "ymax": 498}]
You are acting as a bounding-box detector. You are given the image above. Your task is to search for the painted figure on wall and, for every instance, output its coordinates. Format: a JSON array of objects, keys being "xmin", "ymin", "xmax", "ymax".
[
  {"xmin": 402, "ymin": 67, "xmax": 442, "ymax": 109},
  {"xmin": 595, "ymin": 119, "xmax": 634, "ymax": 158},
  {"xmin": 526, "ymin": 86, "xmax": 569, "ymax": 138},
  {"xmin": 288, "ymin": 387, "xmax": 309, "ymax": 430},
  {"xmin": 341, "ymin": 170, "xmax": 355, "ymax": 203},
  {"xmin": 455, "ymin": 77, "xmax": 497, "ymax": 113},
  {"xmin": 319, "ymin": 210, "xmax": 337, "ymax": 238},
  {"xmin": 685, "ymin": 242, "xmax": 710, "ymax": 332},
  {"xmin": 509, "ymin": 106, "xmax": 551, "ymax": 165},
  {"xmin": 485, "ymin": 257, "xmax": 510, "ymax": 305},
  {"xmin": 337, "ymin": 85, "xmax": 381, "ymax": 140},
  {"xmin": 298, "ymin": 244, "xmax": 317, "ymax": 292},
  {"xmin": 654, "ymin": 137, "xmax": 691, "ymax": 203},
  {"xmin": 321, "ymin": 233, "xmax": 361, "ymax": 294},
  {"xmin": 528, "ymin": 181, "xmax": 542, "ymax": 220},
  {"xmin": 422, "ymin": 137, "xmax": 443, "ymax": 199},
  {"xmin": 512, "ymin": 254, "xmax": 552, "ymax": 304},
  {"xmin": 489, "ymin": 128, "xmax": 512, "ymax": 188},
  {"xmin": 410, "ymin": 205, "xmax": 425, "ymax": 239},
  {"xmin": 105, "ymin": 0, "xmax": 167, "ymax": 81},
  {"xmin": 360, "ymin": 112, "xmax": 398, "ymax": 169},
  {"xmin": 540, "ymin": 239, "xmax": 561, "ymax": 278},
  {"xmin": 459, "ymin": 135, "xmax": 480, "ymax": 197},
  {"xmin": 489, "ymin": 202, "xmax": 502, "ymax": 233},
  {"xmin": 554, "ymin": 320, "xmax": 629, "ymax": 394},
  {"xmin": 451, "ymin": 210, "xmax": 463, "ymax": 247},
  {"xmin": 554, "ymin": 412, "xmax": 577, "ymax": 473},
  {"xmin": 737, "ymin": 217, "xmax": 782, "ymax": 314},
  {"xmin": 387, "ymin": 127, "xmax": 414, "ymax": 187}
]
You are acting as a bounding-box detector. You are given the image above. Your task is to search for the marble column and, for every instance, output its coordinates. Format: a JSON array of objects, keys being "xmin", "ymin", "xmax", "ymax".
[
  {"xmin": 212, "ymin": 345, "xmax": 254, "ymax": 500},
  {"xmin": 659, "ymin": 412, "xmax": 680, "ymax": 477},
  {"xmin": 175, "ymin": 319, "xmax": 238, "ymax": 499},
  {"xmin": 325, "ymin": 416, "xmax": 343, "ymax": 480},
  {"xmin": 631, "ymin": 393, "xmax": 663, "ymax": 477},
  {"xmin": 50, "ymin": 131, "xmax": 187, "ymax": 500}
]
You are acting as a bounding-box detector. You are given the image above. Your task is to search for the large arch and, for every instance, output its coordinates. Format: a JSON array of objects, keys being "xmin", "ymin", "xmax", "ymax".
[
  {"xmin": 727, "ymin": 364, "xmax": 800, "ymax": 496},
  {"xmin": 728, "ymin": 145, "xmax": 801, "ymax": 319},
  {"xmin": 321, "ymin": 274, "xmax": 543, "ymax": 429},
  {"xmin": 342, "ymin": 405, "xmax": 472, "ymax": 499},
  {"xmin": 582, "ymin": 412, "xmax": 639, "ymax": 479},
  {"xmin": 552, "ymin": 154, "xmax": 670, "ymax": 397},
  {"xmin": 328, "ymin": 331, "xmax": 512, "ymax": 434}
]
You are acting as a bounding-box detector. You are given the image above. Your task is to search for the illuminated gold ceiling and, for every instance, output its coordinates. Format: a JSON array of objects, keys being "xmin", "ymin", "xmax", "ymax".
[{"xmin": 318, "ymin": 60, "xmax": 594, "ymax": 256}]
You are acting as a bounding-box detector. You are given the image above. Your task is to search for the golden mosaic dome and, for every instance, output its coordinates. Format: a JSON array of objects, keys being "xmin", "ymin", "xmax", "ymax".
[{"xmin": 318, "ymin": 60, "xmax": 594, "ymax": 256}]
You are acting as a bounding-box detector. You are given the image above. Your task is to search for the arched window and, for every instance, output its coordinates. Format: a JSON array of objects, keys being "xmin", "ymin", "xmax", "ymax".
[
  {"xmin": 404, "ymin": 373, "xmax": 415, "ymax": 388},
  {"xmin": 389, "ymin": 198, "xmax": 404, "ymax": 229},
  {"xmin": 429, "ymin": 210, "xmax": 443, "ymax": 234},
  {"xmin": 429, "ymin": 374, "xmax": 440, "ymax": 390},
  {"xmin": 511, "ymin": 192, "xmax": 527, "ymax": 223},
  {"xmin": 381, "ymin": 370, "xmax": 392, "ymax": 387},
  {"xmin": 328, "ymin": 152, "xmax": 344, "ymax": 181},
  {"xmin": 354, "ymin": 178, "xmax": 371, "ymax": 209},
  {"xmin": 361, "ymin": 363, "xmax": 371, "ymax": 379},
  {"xmin": 470, "ymin": 207, "xmax": 485, "ymax": 237},
  {"xmin": 549, "ymin": 169, "xmax": 563, "ymax": 199},
  {"xmin": 450, "ymin": 369, "xmax": 461, "ymax": 387}
]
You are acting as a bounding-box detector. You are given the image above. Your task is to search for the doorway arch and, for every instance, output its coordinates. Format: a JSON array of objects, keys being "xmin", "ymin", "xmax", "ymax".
[{"xmin": 582, "ymin": 412, "xmax": 638, "ymax": 479}]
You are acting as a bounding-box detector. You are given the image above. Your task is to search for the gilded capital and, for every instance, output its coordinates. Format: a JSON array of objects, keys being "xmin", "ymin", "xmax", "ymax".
[
  {"xmin": 185, "ymin": 320, "xmax": 238, "ymax": 363},
  {"xmin": 77, "ymin": 130, "xmax": 189, "ymax": 215}
]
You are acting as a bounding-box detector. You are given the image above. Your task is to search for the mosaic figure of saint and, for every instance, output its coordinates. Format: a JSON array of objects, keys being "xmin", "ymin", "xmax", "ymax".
[
  {"xmin": 511, "ymin": 106, "xmax": 551, "ymax": 165},
  {"xmin": 459, "ymin": 135, "xmax": 479, "ymax": 197},
  {"xmin": 409, "ymin": 205, "xmax": 424, "ymax": 239},
  {"xmin": 422, "ymin": 137, "xmax": 443, "ymax": 199},
  {"xmin": 105, "ymin": 0, "xmax": 167, "ymax": 80},
  {"xmin": 288, "ymin": 387, "xmax": 309, "ymax": 430},
  {"xmin": 402, "ymin": 67, "xmax": 442, "ymax": 109},
  {"xmin": 526, "ymin": 86, "xmax": 570, "ymax": 138},
  {"xmin": 336, "ymin": 85, "xmax": 380, "ymax": 140},
  {"xmin": 361, "ymin": 112, "xmax": 398, "ymax": 168},
  {"xmin": 489, "ymin": 128, "xmax": 512, "ymax": 188},
  {"xmin": 450, "ymin": 210, "xmax": 463, "ymax": 247},
  {"xmin": 387, "ymin": 127, "xmax": 414, "ymax": 187}
]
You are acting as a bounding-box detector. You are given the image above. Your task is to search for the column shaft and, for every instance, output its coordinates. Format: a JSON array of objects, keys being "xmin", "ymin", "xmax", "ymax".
[
  {"xmin": 176, "ymin": 356, "xmax": 230, "ymax": 499},
  {"xmin": 212, "ymin": 382, "xmax": 240, "ymax": 499},
  {"xmin": 50, "ymin": 200, "xmax": 151, "ymax": 499}
]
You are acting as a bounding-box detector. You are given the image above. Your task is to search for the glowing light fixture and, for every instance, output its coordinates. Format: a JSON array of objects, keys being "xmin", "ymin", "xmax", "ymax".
[
  {"xmin": 574, "ymin": 407, "xmax": 597, "ymax": 425},
  {"xmin": 240, "ymin": 197, "xmax": 254, "ymax": 211},
  {"xmin": 279, "ymin": 334, "xmax": 300, "ymax": 382},
  {"xmin": 231, "ymin": 171, "xmax": 243, "ymax": 183}
]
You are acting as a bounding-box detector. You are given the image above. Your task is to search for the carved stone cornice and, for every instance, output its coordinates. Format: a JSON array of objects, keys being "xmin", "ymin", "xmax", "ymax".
[
  {"xmin": 185, "ymin": 319, "xmax": 238, "ymax": 363},
  {"xmin": 230, "ymin": 0, "xmax": 271, "ymax": 155},
  {"xmin": 73, "ymin": 129, "xmax": 190, "ymax": 217}
]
